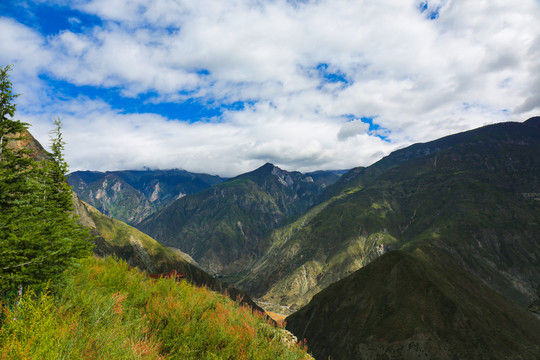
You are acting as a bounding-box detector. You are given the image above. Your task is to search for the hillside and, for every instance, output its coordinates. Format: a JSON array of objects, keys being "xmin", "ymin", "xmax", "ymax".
[
  {"xmin": 0, "ymin": 256, "xmax": 312, "ymax": 360},
  {"xmin": 71, "ymin": 193, "xmax": 263, "ymax": 311},
  {"xmin": 286, "ymin": 247, "xmax": 540, "ymax": 360},
  {"xmin": 137, "ymin": 163, "xmax": 341, "ymax": 276},
  {"xmin": 69, "ymin": 169, "xmax": 224, "ymax": 225},
  {"xmin": 239, "ymin": 117, "xmax": 540, "ymax": 312}
]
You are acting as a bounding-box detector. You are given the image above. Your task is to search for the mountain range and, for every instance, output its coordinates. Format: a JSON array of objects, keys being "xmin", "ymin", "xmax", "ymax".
[
  {"xmin": 68, "ymin": 169, "xmax": 224, "ymax": 225},
  {"xmin": 65, "ymin": 116, "xmax": 540, "ymax": 359},
  {"xmin": 239, "ymin": 117, "xmax": 540, "ymax": 315},
  {"xmin": 136, "ymin": 164, "xmax": 343, "ymax": 276}
]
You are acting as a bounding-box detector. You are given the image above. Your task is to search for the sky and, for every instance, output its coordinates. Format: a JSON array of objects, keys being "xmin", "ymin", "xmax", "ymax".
[{"xmin": 1, "ymin": 0, "xmax": 539, "ymax": 177}]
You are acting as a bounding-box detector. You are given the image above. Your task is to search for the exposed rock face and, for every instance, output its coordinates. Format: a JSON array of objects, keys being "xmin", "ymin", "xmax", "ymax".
[
  {"xmin": 69, "ymin": 169, "xmax": 224, "ymax": 225},
  {"xmin": 286, "ymin": 248, "xmax": 540, "ymax": 360},
  {"xmin": 6, "ymin": 130, "xmax": 49, "ymax": 161}
]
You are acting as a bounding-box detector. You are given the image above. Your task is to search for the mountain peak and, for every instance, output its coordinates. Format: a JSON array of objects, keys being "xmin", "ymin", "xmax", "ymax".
[
  {"xmin": 524, "ymin": 116, "xmax": 540, "ymax": 129},
  {"xmin": 258, "ymin": 162, "xmax": 278, "ymax": 172}
]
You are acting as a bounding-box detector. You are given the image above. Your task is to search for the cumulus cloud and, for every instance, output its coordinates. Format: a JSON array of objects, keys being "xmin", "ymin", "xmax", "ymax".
[
  {"xmin": 337, "ymin": 119, "xmax": 370, "ymax": 141},
  {"xmin": 1, "ymin": 0, "xmax": 540, "ymax": 176}
]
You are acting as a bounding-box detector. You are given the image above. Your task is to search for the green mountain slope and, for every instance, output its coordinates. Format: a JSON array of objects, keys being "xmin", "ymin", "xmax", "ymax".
[
  {"xmin": 286, "ymin": 247, "xmax": 540, "ymax": 360},
  {"xmin": 137, "ymin": 163, "xmax": 341, "ymax": 276},
  {"xmin": 71, "ymin": 194, "xmax": 263, "ymax": 311},
  {"xmin": 241, "ymin": 117, "xmax": 540, "ymax": 312},
  {"xmin": 69, "ymin": 169, "xmax": 223, "ymax": 225}
]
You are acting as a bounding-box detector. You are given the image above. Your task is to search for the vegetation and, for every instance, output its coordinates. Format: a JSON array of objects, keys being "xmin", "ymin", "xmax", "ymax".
[
  {"xmin": 77, "ymin": 199, "xmax": 265, "ymax": 312},
  {"xmin": 0, "ymin": 65, "xmax": 92, "ymax": 296},
  {"xmin": 0, "ymin": 256, "xmax": 310, "ymax": 360}
]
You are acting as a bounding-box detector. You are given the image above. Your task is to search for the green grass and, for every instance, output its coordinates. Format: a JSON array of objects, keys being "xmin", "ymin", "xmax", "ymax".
[{"xmin": 0, "ymin": 257, "xmax": 310, "ymax": 360}]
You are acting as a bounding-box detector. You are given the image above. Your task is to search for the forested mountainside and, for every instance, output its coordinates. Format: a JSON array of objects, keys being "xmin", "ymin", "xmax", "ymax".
[
  {"xmin": 137, "ymin": 164, "xmax": 342, "ymax": 276},
  {"xmin": 239, "ymin": 117, "xmax": 540, "ymax": 313},
  {"xmin": 286, "ymin": 247, "xmax": 540, "ymax": 360},
  {"xmin": 68, "ymin": 169, "xmax": 224, "ymax": 225}
]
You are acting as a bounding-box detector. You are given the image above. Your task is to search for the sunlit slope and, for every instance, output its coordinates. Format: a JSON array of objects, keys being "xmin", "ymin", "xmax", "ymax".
[
  {"xmin": 0, "ymin": 257, "xmax": 312, "ymax": 360},
  {"xmin": 73, "ymin": 195, "xmax": 262, "ymax": 311}
]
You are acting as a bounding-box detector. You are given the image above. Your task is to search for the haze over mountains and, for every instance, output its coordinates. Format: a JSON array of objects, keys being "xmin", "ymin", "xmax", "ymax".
[{"xmin": 67, "ymin": 116, "xmax": 540, "ymax": 359}]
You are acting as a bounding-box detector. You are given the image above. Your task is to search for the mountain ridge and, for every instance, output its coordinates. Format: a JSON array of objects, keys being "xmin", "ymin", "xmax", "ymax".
[
  {"xmin": 68, "ymin": 169, "xmax": 224, "ymax": 225},
  {"xmin": 137, "ymin": 163, "xmax": 342, "ymax": 276}
]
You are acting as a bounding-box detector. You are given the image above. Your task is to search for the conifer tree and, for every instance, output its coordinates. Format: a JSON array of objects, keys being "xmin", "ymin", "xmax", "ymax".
[{"xmin": 0, "ymin": 65, "xmax": 92, "ymax": 296}]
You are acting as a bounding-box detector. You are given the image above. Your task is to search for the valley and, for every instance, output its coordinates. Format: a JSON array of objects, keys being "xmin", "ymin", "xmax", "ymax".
[
  {"xmin": 4, "ymin": 1, "xmax": 540, "ymax": 358},
  {"xmin": 69, "ymin": 116, "xmax": 540, "ymax": 359},
  {"xmin": 12, "ymin": 116, "xmax": 540, "ymax": 359}
]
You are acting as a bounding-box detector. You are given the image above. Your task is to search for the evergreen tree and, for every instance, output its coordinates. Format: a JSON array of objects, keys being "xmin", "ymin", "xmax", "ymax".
[{"xmin": 0, "ymin": 65, "xmax": 93, "ymax": 296}]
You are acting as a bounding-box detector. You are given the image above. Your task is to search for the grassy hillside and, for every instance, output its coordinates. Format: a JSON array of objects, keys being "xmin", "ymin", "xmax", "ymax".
[
  {"xmin": 0, "ymin": 257, "xmax": 311, "ymax": 360},
  {"xmin": 72, "ymin": 195, "xmax": 264, "ymax": 311},
  {"xmin": 286, "ymin": 247, "xmax": 540, "ymax": 360}
]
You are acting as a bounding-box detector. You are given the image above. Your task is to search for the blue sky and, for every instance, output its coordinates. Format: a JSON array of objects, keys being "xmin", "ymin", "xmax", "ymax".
[{"xmin": 1, "ymin": 0, "xmax": 539, "ymax": 176}]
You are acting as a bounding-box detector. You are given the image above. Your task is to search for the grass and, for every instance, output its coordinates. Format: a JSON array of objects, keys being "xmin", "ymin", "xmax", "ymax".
[{"xmin": 0, "ymin": 256, "xmax": 310, "ymax": 360}]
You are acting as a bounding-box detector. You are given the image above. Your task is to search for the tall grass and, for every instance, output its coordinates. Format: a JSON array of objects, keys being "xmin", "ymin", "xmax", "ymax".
[{"xmin": 0, "ymin": 257, "xmax": 310, "ymax": 359}]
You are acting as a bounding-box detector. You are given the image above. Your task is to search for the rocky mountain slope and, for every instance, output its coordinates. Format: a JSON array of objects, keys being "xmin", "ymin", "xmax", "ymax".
[
  {"xmin": 286, "ymin": 247, "xmax": 540, "ymax": 360},
  {"xmin": 137, "ymin": 163, "xmax": 342, "ymax": 276},
  {"xmin": 68, "ymin": 169, "xmax": 223, "ymax": 225},
  {"xmin": 239, "ymin": 117, "xmax": 540, "ymax": 313}
]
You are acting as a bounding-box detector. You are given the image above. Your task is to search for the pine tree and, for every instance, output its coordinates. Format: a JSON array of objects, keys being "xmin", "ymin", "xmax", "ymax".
[{"xmin": 0, "ymin": 65, "xmax": 93, "ymax": 296}]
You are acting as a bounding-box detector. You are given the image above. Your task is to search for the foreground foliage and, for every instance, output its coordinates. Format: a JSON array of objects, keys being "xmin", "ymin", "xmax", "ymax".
[
  {"xmin": 0, "ymin": 65, "xmax": 92, "ymax": 295},
  {"xmin": 0, "ymin": 256, "xmax": 310, "ymax": 360}
]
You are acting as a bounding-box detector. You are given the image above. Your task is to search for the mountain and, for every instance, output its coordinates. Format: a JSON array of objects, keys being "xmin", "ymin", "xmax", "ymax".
[
  {"xmin": 137, "ymin": 163, "xmax": 342, "ymax": 276},
  {"xmin": 286, "ymin": 247, "xmax": 540, "ymax": 360},
  {"xmin": 68, "ymin": 169, "xmax": 223, "ymax": 225},
  {"xmin": 239, "ymin": 117, "xmax": 540, "ymax": 313}
]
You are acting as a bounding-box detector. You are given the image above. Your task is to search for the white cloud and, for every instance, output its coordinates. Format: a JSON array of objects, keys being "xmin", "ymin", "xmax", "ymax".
[
  {"xmin": 2, "ymin": 0, "xmax": 540, "ymax": 176},
  {"xmin": 337, "ymin": 119, "xmax": 370, "ymax": 141}
]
